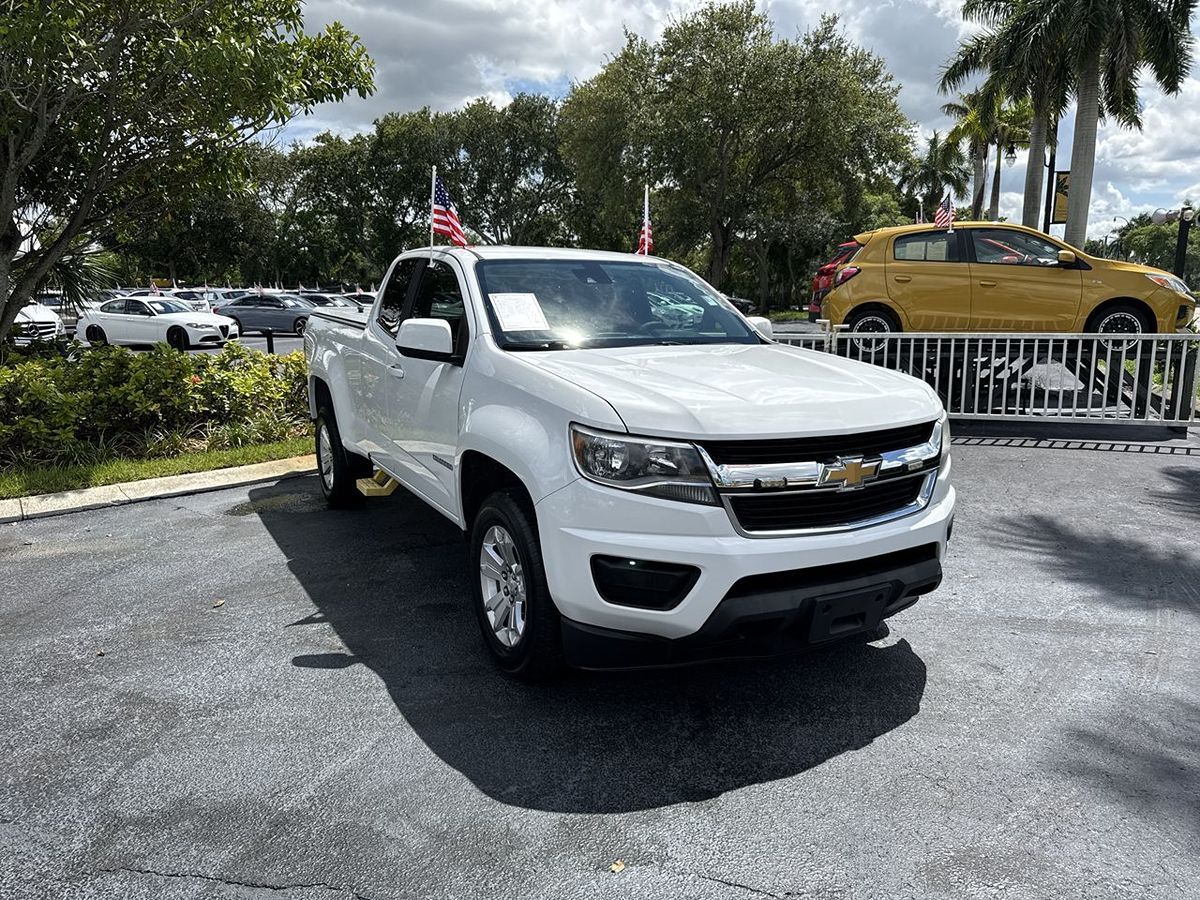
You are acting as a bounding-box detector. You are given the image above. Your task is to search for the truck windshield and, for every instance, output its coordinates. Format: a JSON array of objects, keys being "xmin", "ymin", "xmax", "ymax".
[{"xmin": 475, "ymin": 259, "xmax": 761, "ymax": 349}]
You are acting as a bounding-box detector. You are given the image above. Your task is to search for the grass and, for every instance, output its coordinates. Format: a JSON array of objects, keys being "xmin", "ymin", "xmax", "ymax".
[
  {"xmin": 0, "ymin": 436, "xmax": 314, "ymax": 500},
  {"xmin": 768, "ymin": 310, "xmax": 812, "ymax": 323}
]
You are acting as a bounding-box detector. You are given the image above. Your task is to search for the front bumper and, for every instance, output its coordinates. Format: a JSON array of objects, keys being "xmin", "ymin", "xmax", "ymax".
[
  {"xmin": 561, "ymin": 542, "xmax": 942, "ymax": 669},
  {"xmin": 535, "ymin": 458, "xmax": 955, "ymax": 657}
]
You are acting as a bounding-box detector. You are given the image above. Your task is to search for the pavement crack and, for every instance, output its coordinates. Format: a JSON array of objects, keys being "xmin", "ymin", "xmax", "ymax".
[
  {"xmin": 99, "ymin": 865, "xmax": 381, "ymax": 899},
  {"xmin": 692, "ymin": 873, "xmax": 785, "ymax": 898}
]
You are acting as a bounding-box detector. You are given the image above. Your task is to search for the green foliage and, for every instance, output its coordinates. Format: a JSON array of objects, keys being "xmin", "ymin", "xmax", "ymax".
[
  {"xmin": 0, "ymin": 345, "xmax": 309, "ymax": 468},
  {"xmin": 1, "ymin": 0, "xmax": 376, "ymax": 341}
]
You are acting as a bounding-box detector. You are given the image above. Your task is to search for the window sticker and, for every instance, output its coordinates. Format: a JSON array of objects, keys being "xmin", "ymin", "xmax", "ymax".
[{"xmin": 490, "ymin": 292, "xmax": 549, "ymax": 331}]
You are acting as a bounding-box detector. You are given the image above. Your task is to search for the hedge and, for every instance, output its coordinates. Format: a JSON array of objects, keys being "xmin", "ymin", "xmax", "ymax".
[{"xmin": 0, "ymin": 342, "xmax": 310, "ymax": 468}]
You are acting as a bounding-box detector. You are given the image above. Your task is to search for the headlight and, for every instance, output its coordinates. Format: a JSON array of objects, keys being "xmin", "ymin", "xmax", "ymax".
[
  {"xmin": 184, "ymin": 322, "xmax": 209, "ymax": 329},
  {"xmin": 1145, "ymin": 273, "xmax": 1192, "ymax": 295},
  {"xmin": 570, "ymin": 425, "xmax": 718, "ymax": 505}
]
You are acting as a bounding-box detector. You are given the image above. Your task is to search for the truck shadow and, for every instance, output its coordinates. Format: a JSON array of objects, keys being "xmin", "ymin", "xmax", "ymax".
[{"xmin": 247, "ymin": 477, "xmax": 928, "ymax": 814}]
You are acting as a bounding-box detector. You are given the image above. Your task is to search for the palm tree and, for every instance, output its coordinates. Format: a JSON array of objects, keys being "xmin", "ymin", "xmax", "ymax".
[
  {"xmin": 985, "ymin": 99, "xmax": 1033, "ymax": 220},
  {"xmin": 942, "ymin": 92, "xmax": 991, "ymax": 218},
  {"xmin": 947, "ymin": 0, "xmax": 1195, "ymax": 247},
  {"xmin": 897, "ymin": 131, "xmax": 971, "ymax": 218},
  {"xmin": 941, "ymin": 4, "xmax": 1073, "ymax": 230}
]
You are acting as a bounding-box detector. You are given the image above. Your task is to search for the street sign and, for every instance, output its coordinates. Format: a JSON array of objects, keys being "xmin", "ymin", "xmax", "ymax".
[{"xmin": 1052, "ymin": 171, "xmax": 1069, "ymax": 225}]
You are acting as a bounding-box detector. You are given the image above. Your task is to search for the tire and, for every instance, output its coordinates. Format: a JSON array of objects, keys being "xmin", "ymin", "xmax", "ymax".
[
  {"xmin": 85, "ymin": 325, "xmax": 107, "ymax": 346},
  {"xmin": 166, "ymin": 326, "xmax": 189, "ymax": 351},
  {"xmin": 844, "ymin": 306, "xmax": 900, "ymax": 357},
  {"xmin": 470, "ymin": 490, "xmax": 563, "ymax": 679},
  {"xmin": 315, "ymin": 405, "xmax": 371, "ymax": 508},
  {"xmin": 1087, "ymin": 302, "xmax": 1153, "ymax": 351},
  {"xmin": 228, "ymin": 317, "xmax": 243, "ymax": 336},
  {"xmin": 293, "ymin": 317, "xmax": 308, "ymax": 336}
]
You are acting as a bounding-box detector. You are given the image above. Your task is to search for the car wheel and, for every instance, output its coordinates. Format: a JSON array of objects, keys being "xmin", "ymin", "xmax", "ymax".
[
  {"xmin": 228, "ymin": 317, "xmax": 243, "ymax": 336},
  {"xmin": 1088, "ymin": 302, "xmax": 1152, "ymax": 352},
  {"xmin": 845, "ymin": 306, "xmax": 900, "ymax": 356},
  {"xmin": 166, "ymin": 326, "xmax": 189, "ymax": 351},
  {"xmin": 293, "ymin": 317, "xmax": 308, "ymax": 336},
  {"xmin": 84, "ymin": 325, "xmax": 107, "ymax": 346},
  {"xmin": 470, "ymin": 490, "xmax": 563, "ymax": 679},
  {"xmin": 315, "ymin": 405, "xmax": 371, "ymax": 508}
]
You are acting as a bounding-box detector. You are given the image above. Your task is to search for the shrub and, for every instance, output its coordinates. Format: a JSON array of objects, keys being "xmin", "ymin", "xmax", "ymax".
[{"xmin": 0, "ymin": 344, "xmax": 310, "ymax": 468}]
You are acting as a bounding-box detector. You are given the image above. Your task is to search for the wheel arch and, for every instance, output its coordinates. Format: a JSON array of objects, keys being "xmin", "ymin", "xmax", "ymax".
[
  {"xmin": 846, "ymin": 300, "xmax": 906, "ymax": 330},
  {"xmin": 459, "ymin": 450, "xmax": 536, "ymax": 532},
  {"xmin": 1084, "ymin": 297, "xmax": 1157, "ymax": 332}
]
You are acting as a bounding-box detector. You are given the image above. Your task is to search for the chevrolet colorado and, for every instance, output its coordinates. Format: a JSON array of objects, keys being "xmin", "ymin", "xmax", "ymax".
[{"xmin": 304, "ymin": 246, "xmax": 955, "ymax": 677}]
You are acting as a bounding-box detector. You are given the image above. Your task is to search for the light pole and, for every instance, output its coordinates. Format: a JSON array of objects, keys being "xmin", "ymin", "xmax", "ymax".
[
  {"xmin": 1174, "ymin": 204, "xmax": 1194, "ymax": 280},
  {"xmin": 1112, "ymin": 216, "xmax": 1129, "ymax": 259}
]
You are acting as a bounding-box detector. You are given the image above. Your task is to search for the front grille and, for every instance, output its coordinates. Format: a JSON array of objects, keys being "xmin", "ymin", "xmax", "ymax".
[
  {"xmin": 219, "ymin": 325, "xmax": 229, "ymax": 338},
  {"xmin": 728, "ymin": 474, "xmax": 926, "ymax": 532},
  {"xmin": 701, "ymin": 421, "xmax": 935, "ymax": 466}
]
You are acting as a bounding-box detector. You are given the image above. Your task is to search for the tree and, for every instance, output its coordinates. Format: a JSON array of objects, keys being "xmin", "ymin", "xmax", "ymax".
[
  {"xmin": 0, "ymin": 0, "xmax": 375, "ymax": 341},
  {"xmin": 948, "ymin": 0, "xmax": 1195, "ymax": 247},
  {"xmin": 942, "ymin": 92, "xmax": 992, "ymax": 219},
  {"xmin": 897, "ymin": 132, "xmax": 970, "ymax": 218},
  {"xmin": 561, "ymin": 4, "xmax": 910, "ymax": 288},
  {"xmin": 984, "ymin": 100, "xmax": 1032, "ymax": 220},
  {"xmin": 942, "ymin": 0, "xmax": 1074, "ymax": 230}
]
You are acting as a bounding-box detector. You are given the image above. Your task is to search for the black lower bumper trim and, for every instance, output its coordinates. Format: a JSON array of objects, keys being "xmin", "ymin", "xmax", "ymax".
[{"xmin": 561, "ymin": 546, "xmax": 942, "ymax": 670}]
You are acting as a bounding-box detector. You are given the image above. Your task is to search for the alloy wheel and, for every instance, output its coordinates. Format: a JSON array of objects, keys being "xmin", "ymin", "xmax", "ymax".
[
  {"xmin": 317, "ymin": 421, "xmax": 334, "ymax": 491},
  {"xmin": 479, "ymin": 525, "xmax": 527, "ymax": 648}
]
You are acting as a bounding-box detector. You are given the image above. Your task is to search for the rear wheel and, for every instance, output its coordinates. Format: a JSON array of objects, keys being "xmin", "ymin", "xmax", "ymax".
[
  {"xmin": 315, "ymin": 404, "xmax": 371, "ymax": 508},
  {"xmin": 844, "ymin": 306, "xmax": 901, "ymax": 356},
  {"xmin": 470, "ymin": 490, "xmax": 563, "ymax": 679},
  {"xmin": 166, "ymin": 326, "xmax": 189, "ymax": 351},
  {"xmin": 84, "ymin": 325, "xmax": 107, "ymax": 346}
]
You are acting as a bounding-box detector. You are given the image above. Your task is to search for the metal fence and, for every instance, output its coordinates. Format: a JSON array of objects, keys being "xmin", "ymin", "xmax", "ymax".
[{"xmin": 775, "ymin": 326, "xmax": 1199, "ymax": 427}]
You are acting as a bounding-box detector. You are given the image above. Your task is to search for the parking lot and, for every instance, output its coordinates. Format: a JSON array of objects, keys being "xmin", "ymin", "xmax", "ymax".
[{"xmin": 2, "ymin": 432, "xmax": 1198, "ymax": 899}]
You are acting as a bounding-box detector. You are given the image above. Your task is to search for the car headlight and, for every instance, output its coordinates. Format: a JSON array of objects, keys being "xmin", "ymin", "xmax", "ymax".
[
  {"xmin": 1145, "ymin": 273, "xmax": 1192, "ymax": 295},
  {"xmin": 184, "ymin": 322, "xmax": 210, "ymax": 329},
  {"xmin": 570, "ymin": 425, "xmax": 718, "ymax": 505}
]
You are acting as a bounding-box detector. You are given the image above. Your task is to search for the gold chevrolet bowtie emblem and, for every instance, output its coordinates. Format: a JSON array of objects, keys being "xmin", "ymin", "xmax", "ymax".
[{"xmin": 820, "ymin": 455, "xmax": 880, "ymax": 490}]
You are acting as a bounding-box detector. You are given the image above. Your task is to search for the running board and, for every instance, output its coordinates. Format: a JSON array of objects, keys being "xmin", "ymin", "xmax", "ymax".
[{"xmin": 356, "ymin": 470, "xmax": 399, "ymax": 497}]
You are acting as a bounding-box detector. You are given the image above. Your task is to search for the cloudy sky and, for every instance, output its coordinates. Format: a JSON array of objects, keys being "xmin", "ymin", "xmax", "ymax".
[{"xmin": 299, "ymin": 0, "xmax": 1200, "ymax": 240}]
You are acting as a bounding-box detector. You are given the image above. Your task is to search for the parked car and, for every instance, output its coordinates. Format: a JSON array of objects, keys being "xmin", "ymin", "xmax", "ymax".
[
  {"xmin": 810, "ymin": 242, "xmax": 859, "ymax": 320},
  {"xmin": 646, "ymin": 291, "xmax": 705, "ymax": 327},
  {"xmin": 306, "ymin": 246, "xmax": 954, "ymax": 678},
  {"xmin": 298, "ymin": 292, "xmax": 360, "ymax": 310},
  {"xmin": 820, "ymin": 222, "xmax": 1197, "ymax": 338},
  {"xmin": 77, "ymin": 297, "xmax": 238, "ymax": 350},
  {"xmin": 723, "ymin": 294, "xmax": 756, "ymax": 315},
  {"xmin": 212, "ymin": 293, "xmax": 316, "ymax": 335},
  {"xmin": 126, "ymin": 287, "xmax": 211, "ymax": 313},
  {"xmin": 12, "ymin": 301, "xmax": 66, "ymax": 345}
]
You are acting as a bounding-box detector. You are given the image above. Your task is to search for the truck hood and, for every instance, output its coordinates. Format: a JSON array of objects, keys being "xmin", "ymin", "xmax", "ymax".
[{"xmin": 519, "ymin": 342, "xmax": 941, "ymax": 439}]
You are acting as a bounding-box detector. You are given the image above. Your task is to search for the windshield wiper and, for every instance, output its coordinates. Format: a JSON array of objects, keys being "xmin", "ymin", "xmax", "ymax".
[{"xmin": 503, "ymin": 340, "xmax": 578, "ymax": 351}]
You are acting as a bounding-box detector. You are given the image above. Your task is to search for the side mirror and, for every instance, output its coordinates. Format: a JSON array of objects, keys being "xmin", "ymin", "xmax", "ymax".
[
  {"xmin": 1057, "ymin": 249, "xmax": 1077, "ymax": 266},
  {"xmin": 397, "ymin": 318, "xmax": 455, "ymax": 362},
  {"xmin": 748, "ymin": 315, "xmax": 773, "ymax": 340}
]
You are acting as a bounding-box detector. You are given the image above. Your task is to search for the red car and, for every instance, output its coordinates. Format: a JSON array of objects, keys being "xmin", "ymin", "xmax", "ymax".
[{"xmin": 810, "ymin": 242, "xmax": 859, "ymax": 320}]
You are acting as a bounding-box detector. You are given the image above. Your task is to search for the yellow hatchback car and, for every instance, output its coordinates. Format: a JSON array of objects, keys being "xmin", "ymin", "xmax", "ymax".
[{"xmin": 821, "ymin": 222, "xmax": 1196, "ymax": 339}]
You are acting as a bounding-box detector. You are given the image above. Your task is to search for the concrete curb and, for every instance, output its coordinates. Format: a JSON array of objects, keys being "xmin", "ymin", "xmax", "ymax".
[{"xmin": 0, "ymin": 455, "xmax": 317, "ymax": 525}]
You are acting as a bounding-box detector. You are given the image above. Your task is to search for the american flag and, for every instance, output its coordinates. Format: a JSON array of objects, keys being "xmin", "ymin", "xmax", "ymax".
[
  {"xmin": 934, "ymin": 193, "xmax": 955, "ymax": 229},
  {"xmin": 636, "ymin": 184, "xmax": 653, "ymax": 255},
  {"xmin": 433, "ymin": 175, "xmax": 468, "ymax": 247}
]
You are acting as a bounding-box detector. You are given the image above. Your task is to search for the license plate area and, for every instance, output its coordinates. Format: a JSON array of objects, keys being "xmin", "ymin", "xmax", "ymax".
[{"xmin": 807, "ymin": 583, "xmax": 894, "ymax": 643}]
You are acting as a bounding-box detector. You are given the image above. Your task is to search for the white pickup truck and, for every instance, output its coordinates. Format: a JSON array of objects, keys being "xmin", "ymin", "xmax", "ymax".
[{"xmin": 305, "ymin": 246, "xmax": 955, "ymax": 677}]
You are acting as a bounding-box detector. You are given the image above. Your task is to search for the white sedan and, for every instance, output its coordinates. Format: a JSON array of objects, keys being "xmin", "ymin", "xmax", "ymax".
[{"xmin": 77, "ymin": 297, "xmax": 239, "ymax": 350}]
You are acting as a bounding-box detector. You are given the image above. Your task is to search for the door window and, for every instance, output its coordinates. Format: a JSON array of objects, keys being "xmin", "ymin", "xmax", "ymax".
[
  {"xmin": 99, "ymin": 300, "xmax": 126, "ymax": 314},
  {"xmin": 125, "ymin": 299, "xmax": 153, "ymax": 316},
  {"xmin": 970, "ymin": 229, "xmax": 1062, "ymax": 266},
  {"xmin": 377, "ymin": 259, "xmax": 419, "ymax": 335},
  {"xmin": 407, "ymin": 260, "xmax": 468, "ymax": 355},
  {"xmin": 894, "ymin": 232, "xmax": 960, "ymax": 262}
]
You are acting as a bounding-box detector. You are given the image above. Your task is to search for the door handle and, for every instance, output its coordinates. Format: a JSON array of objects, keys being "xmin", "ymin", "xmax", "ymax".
[
  {"xmin": 978, "ymin": 280, "xmax": 997, "ymax": 287},
  {"xmin": 893, "ymin": 275, "xmax": 912, "ymax": 283},
  {"xmin": 389, "ymin": 365, "xmax": 405, "ymax": 379}
]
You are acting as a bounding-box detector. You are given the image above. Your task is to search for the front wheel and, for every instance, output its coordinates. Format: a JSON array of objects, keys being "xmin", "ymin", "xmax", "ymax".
[
  {"xmin": 84, "ymin": 325, "xmax": 108, "ymax": 346},
  {"xmin": 293, "ymin": 317, "xmax": 308, "ymax": 336},
  {"xmin": 470, "ymin": 490, "xmax": 563, "ymax": 679},
  {"xmin": 315, "ymin": 406, "xmax": 370, "ymax": 508},
  {"xmin": 166, "ymin": 326, "xmax": 189, "ymax": 351}
]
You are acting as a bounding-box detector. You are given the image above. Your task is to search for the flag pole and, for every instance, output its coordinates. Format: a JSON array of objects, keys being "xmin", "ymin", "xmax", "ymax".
[
  {"xmin": 430, "ymin": 166, "xmax": 436, "ymax": 261},
  {"xmin": 643, "ymin": 184, "xmax": 650, "ymax": 254}
]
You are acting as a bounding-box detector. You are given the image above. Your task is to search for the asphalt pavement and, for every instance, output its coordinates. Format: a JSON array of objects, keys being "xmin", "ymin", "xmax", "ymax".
[{"xmin": 2, "ymin": 432, "xmax": 1198, "ymax": 899}]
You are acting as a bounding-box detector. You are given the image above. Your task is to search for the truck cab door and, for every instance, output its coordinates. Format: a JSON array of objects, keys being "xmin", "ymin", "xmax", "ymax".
[
  {"xmin": 386, "ymin": 256, "xmax": 472, "ymax": 518},
  {"xmin": 357, "ymin": 259, "xmax": 420, "ymax": 466}
]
